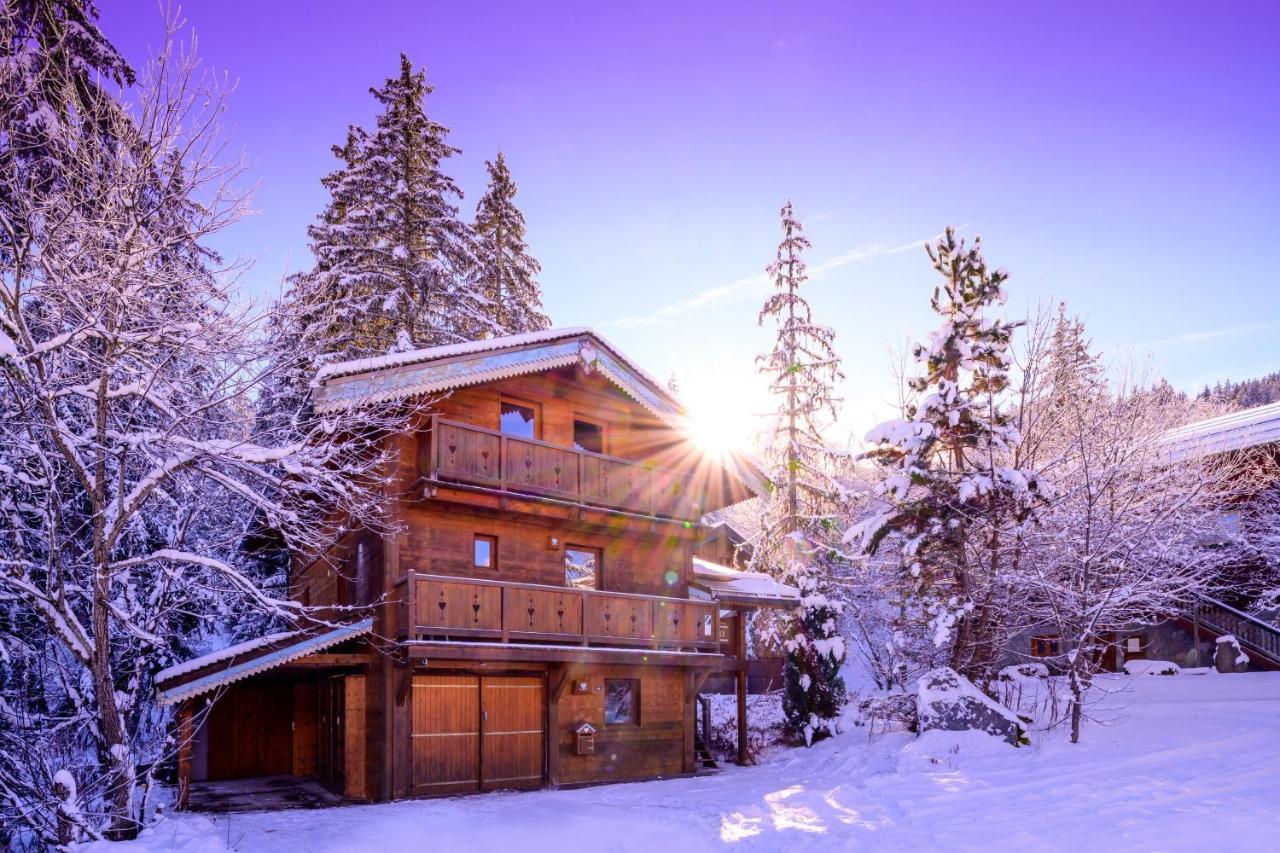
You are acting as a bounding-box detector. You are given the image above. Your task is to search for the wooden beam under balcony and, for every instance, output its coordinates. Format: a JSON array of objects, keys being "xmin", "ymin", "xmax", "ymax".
[{"xmin": 404, "ymin": 640, "xmax": 723, "ymax": 668}]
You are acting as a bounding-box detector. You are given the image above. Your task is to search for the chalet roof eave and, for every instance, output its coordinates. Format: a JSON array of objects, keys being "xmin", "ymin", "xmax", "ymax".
[{"xmin": 155, "ymin": 619, "xmax": 374, "ymax": 706}]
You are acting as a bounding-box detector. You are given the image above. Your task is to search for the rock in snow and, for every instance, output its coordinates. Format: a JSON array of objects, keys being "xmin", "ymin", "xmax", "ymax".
[
  {"xmin": 916, "ymin": 666, "xmax": 1029, "ymax": 747},
  {"xmin": 1215, "ymin": 634, "xmax": 1250, "ymax": 673},
  {"xmin": 1125, "ymin": 659, "xmax": 1182, "ymax": 676}
]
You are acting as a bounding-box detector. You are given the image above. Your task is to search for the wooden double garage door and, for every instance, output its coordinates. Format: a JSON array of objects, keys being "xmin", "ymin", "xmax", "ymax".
[{"xmin": 412, "ymin": 674, "xmax": 544, "ymax": 795}]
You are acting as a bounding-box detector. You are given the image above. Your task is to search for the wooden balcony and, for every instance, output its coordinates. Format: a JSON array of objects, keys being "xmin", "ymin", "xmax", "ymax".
[
  {"xmin": 422, "ymin": 416, "xmax": 702, "ymax": 521},
  {"xmin": 393, "ymin": 572, "xmax": 721, "ymax": 653}
]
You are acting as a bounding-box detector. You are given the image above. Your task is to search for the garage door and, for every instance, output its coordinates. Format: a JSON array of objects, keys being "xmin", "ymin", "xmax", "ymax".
[
  {"xmin": 412, "ymin": 674, "xmax": 481, "ymax": 795},
  {"xmin": 411, "ymin": 673, "xmax": 544, "ymax": 794},
  {"xmin": 481, "ymin": 676, "xmax": 544, "ymax": 791}
]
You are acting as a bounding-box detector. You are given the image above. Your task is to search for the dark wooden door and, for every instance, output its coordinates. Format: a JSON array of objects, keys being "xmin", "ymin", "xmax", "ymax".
[
  {"xmin": 481, "ymin": 676, "xmax": 544, "ymax": 791},
  {"xmin": 206, "ymin": 682, "xmax": 293, "ymax": 780},
  {"xmin": 411, "ymin": 674, "xmax": 481, "ymax": 795},
  {"xmin": 411, "ymin": 673, "xmax": 545, "ymax": 795},
  {"xmin": 317, "ymin": 677, "xmax": 345, "ymax": 792}
]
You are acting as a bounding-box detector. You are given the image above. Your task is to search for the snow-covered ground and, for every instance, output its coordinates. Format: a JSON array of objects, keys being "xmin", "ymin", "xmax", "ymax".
[{"xmin": 93, "ymin": 672, "xmax": 1280, "ymax": 852}]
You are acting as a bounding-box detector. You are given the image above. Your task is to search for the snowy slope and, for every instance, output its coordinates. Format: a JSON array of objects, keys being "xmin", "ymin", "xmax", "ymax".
[{"xmin": 91, "ymin": 672, "xmax": 1280, "ymax": 853}]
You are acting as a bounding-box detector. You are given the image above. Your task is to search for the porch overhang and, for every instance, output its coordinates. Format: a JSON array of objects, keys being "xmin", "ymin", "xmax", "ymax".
[
  {"xmin": 155, "ymin": 619, "xmax": 374, "ymax": 706},
  {"xmin": 689, "ymin": 557, "xmax": 801, "ymax": 609}
]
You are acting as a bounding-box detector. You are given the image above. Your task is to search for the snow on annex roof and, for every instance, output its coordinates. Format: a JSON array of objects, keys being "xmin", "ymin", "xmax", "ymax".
[
  {"xmin": 1162, "ymin": 401, "xmax": 1280, "ymax": 461},
  {"xmin": 689, "ymin": 557, "xmax": 800, "ymax": 608},
  {"xmin": 312, "ymin": 327, "xmax": 678, "ymax": 422},
  {"xmin": 154, "ymin": 619, "xmax": 373, "ymax": 706}
]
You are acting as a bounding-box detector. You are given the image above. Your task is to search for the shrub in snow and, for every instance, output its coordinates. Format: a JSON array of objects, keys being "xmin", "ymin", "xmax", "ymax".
[
  {"xmin": 1123, "ymin": 660, "xmax": 1181, "ymax": 676},
  {"xmin": 782, "ymin": 564, "xmax": 848, "ymax": 745},
  {"xmin": 995, "ymin": 663, "xmax": 1058, "ymax": 727},
  {"xmin": 859, "ymin": 692, "xmax": 919, "ymax": 735},
  {"xmin": 1214, "ymin": 635, "xmax": 1250, "ymax": 674},
  {"xmin": 916, "ymin": 667, "xmax": 1029, "ymax": 747}
]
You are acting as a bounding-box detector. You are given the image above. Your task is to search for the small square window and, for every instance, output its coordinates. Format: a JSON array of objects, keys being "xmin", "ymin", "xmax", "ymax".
[
  {"xmin": 604, "ymin": 679, "xmax": 639, "ymax": 725},
  {"xmin": 573, "ymin": 418, "xmax": 605, "ymax": 454},
  {"xmin": 500, "ymin": 400, "xmax": 538, "ymax": 439},
  {"xmin": 474, "ymin": 535, "xmax": 497, "ymax": 570},
  {"xmin": 1127, "ymin": 637, "xmax": 1142, "ymax": 654},
  {"xmin": 565, "ymin": 546, "xmax": 601, "ymax": 589}
]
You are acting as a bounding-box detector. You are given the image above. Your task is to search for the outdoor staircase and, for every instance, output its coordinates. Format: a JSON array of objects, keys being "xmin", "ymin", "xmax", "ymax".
[
  {"xmin": 1186, "ymin": 596, "xmax": 1280, "ymax": 669},
  {"xmin": 694, "ymin": 695, "xmax": 720, "ymax": 775}
]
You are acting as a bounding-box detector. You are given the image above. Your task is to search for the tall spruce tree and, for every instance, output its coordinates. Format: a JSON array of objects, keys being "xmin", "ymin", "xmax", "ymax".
[
  {"xmin": 274, "ymin": 55, "xmax": 488, "ymax": 380},
  {"xmin": 852, "ymin": 228, "xmax": 1050, "ymax": 679},
  {"xmin": 753, "ymin": 201, "xmax": 847, "ymax": 744},
  {"xmin": 472, "ymin": 151, "xmax": 550, "ymax": 334}
]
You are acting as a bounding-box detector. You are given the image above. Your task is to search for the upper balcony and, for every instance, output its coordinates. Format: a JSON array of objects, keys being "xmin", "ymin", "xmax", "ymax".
[{"xmin": 420, "ymin": 415, "xmax": 703, "ymax": 521}]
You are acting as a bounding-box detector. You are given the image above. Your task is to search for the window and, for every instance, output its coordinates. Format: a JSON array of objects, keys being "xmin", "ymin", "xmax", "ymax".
[
  {"xmin": 1126, "ymin": 636, "xmax": 1142, "ymax": 654},
  {"xmin": 500, "ymin": 399, "xmax": 538, "ymax": 439},
  {"xmin": 1030, "ymin": 635, "xmax": 1061, "ymax": 658},
  {"xmin": 573, "ymin": 418, "xmax": 605, "ymax": 454},
  {"xmin": 604, "ymin": 679, "xmax": 639, "ymax": 725},
  {"xmin": 474, "ymin": 534, "xmax": 497, "ymax": 570},
  {"xmin": 564, "ymin": 546, "xmax": 601, "ymax": 589},
  {"xmin": 349, "ymin": 536, "xmax": 376, "ymax": 606}
]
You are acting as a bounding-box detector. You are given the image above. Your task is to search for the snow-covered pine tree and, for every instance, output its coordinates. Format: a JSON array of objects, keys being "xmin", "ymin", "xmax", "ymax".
[
  {"xmin": 271, "ymin": 55, "xmax": 488, "ymax": 392},
  {"xmin": 472, "ymin": 151, "xmax": 550, "ymax": 334},
  {"xmin": 851, "ymin": 228, "xmax": 1049, "ymax": 680},
  {"xmin": 0, "ymin": 17, "xmax": 416, "ymax": 843},
  {"xmin": 753, "ymin": 200, "xmax": 846, "ymax": 744}
]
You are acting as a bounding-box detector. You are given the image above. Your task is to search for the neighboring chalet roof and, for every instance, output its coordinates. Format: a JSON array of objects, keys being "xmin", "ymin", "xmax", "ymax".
[
  {"xmin": 154, "ymin": 619, "xmax": 373, "ymax": 706},
  {"xmin": 1162, "ymin": 401, "xmax": 1280, "ymax": 461},
  {"xmin": 689, "ymin": 557, "xmax": 800, "ymax": 609},
  {"xmin": 311, "ymin": 327, "xmax": 769, "ymax": 496}
]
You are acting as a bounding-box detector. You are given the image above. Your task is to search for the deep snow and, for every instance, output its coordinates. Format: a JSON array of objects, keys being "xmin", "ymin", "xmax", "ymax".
[{"xmin": 90, "ymin": 671, "xmax": 1280, "ymax": 852}]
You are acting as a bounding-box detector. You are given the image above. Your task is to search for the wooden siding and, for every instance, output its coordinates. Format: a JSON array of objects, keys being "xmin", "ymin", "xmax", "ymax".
[
  {"xmin": 205, "ymin": 682, "xmax": 294, "ymax": 780},
  {"xmin": 397, "ymin": 503, "xmax": 695, "ymax": 597},
  {"xmin": 555, "ymin": 665, "xmax": 686, "ymax": 785}
]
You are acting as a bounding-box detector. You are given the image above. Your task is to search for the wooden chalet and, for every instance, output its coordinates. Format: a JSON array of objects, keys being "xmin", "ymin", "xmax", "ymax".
[{"xmin": 156, "ymin": 328, "xmax": 798, "ymax": 809}]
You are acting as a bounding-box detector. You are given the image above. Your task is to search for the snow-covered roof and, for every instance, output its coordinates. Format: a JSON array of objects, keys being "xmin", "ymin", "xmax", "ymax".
[
  {"xmin": 312, "ymin": 327, "xmax": 678, "ymax": 421},
  {"xmin": 312, "ymin": 327, "xmax": 769, "ymax": 496},
  {"xmin": 689, "ymin": 557, "xmax": 800, "ymax": 608},
  {"xmin": 155, "ymin": 619, "xmax": 373, "ymax": 706},
  {"xmin": 1162, "ymin": 401, "xmax": 1280, "ymax": 461}
]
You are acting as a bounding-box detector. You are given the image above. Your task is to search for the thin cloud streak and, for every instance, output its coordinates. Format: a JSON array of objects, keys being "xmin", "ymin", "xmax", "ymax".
[
  {"xmin": 608, "ymin": 232, "xmax": 941, "ymax": 329},
  {"xmin": 1134, "ymin": 323, "xmax": 1274, "ymax": 349}
]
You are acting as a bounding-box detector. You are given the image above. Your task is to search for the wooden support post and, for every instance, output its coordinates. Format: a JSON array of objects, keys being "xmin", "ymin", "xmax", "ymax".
[
  {"xmin": 547, "ymin": 665, "xmax": 577, "ymax": 787},
  {"xmin": 736, "ymin": 608, "xmax": 750, "ymax": 766},
  {"xmin": 176, "ymin": 699, "xmax": 193, "ymax": 811}
]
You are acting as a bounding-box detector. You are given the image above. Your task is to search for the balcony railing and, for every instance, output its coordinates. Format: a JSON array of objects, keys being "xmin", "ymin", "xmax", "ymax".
[
  {"xmin": 393, "ymin": 572, "xmax": 720, "ymax": 653},
  {"xmin": 422, "ymin": 416, "xmax": 701, "ymax": 520}
]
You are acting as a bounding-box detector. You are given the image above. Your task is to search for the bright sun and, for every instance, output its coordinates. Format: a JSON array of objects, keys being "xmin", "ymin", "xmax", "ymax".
[{"xmin": 685, "ymin": 396, "xmax": 756, "ymax": 460}]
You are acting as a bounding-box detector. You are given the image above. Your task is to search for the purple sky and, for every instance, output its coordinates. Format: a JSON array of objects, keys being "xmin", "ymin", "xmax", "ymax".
[{"xmin": 102, "ymin": 1, "xmax": 1280, "ymax": 438}]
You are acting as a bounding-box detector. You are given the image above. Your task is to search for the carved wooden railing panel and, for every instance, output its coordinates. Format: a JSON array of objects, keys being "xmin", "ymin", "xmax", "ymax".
[
  {"xmin": 415, "ymin": 578, "xmax": 503, "ymax": 638},
  {"xmin": 504, "ymin": 585, "xmax": 583, "ymax": 641},
  {"xmin": 656, "ymin": 599, "xmax": 716, "ymax": 647},
  {"xmin": 399, "ymin": 572, "xmax": 719, "ymax": 652},
  {"xmin": 426, "ymin": 416, "xmax": 698, "ymax": 520},
  {"xmin": 435, "ymin": 421, "xmax": 502, "ymax": 486},
  {"xmin": 503, "ymin": 435, "xmax": 580, "ymax": 499},
  {"xmin": 581, "ymin": 454, "xmax": 649, "ymax": 513},
  {"xmin": 585, "ymin": 592, "xmax": 655, "ymax": 646}
]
